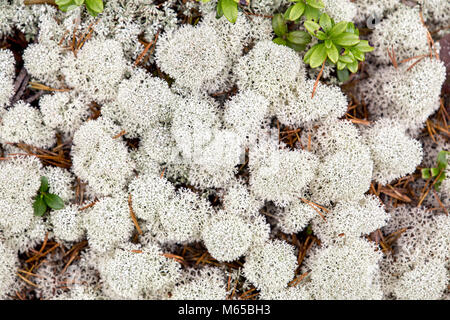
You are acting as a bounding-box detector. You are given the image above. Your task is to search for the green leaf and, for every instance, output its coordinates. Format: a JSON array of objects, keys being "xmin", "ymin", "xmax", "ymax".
[
  {"xmin": 309, "ymin": 43, "xmax": 327, "ymax": 68},
  {"xmin": 286, "ymin": 41, "xmax": 307, "ymax": 52},
  {"xmin": 434, "ymin": 172, "xmax": 446, "ymax": 191},
  {"xmin": 336, "ymin": 60, "xmax": 346, "ymax": 70},
  {"xmin": 354, "ymin": 40, "xmax": 374, "ymax": 53},
  {"xmin": 55, "ymin": 0, "xmax": 73, "ymax": 5},
  {"xmin": 337, "ymin": 68, "xmax": 350, "ymax": 83},
  {"xmin": 319, "ymin": 13, "xmax": 332, "ymax": 33},
  {"xmin": 304, "ymin": 5, "xmax": 320, "ymax": 21},
  {"xmin": 284, "ymin": 5, "xmax": 293, "ymax": 20},
  {"xmin": 306, "ymin": 0, "xmax": 324, "ymax": 9},
  {"xmin": 59, "ymin": 3, "xmax": 80, "ymax": 12},
  {"xmin": 333, "ymin": 32, "xmax": 360, "ymax": 47},
  {"xmin": 431, "ymin": 167, "xmax": 440, "ymax": 177},
  {"xmin": 287, "ymin": 31, "xmax": 311, "ymax": 45},
  {"xmin": 85, "ymin": 0, "xmax": 103, "ymax": 14},
  {"xmin": 346, "ymin": 22, "xmax": 357, "ymax": 34},
  {"xmin": 287, "ymin": 2, "xmax": 305, "ymax": 21},
  {"xmin": 421, "ymin": 168, "xmax": 431, "ymax": 179},
  {"xmin": 33, "ymin": 197, "xmax": 47, "ymax": 217},
  {"xmin": 303, "ymin": 45, "xmax": 318, "ymax": 64},
  {"xmin": 216, "ymin": 0, "xmax": 224, "ymax": 18},
  {"xmin": 328, "ymin": 21, "xmax": 348, "ymax": 38},
  {"xmin": 315, "ymin": 31, "xmax": 327, "ymax": 40},
  {"xmin": 326, "ymin": 43, "xmax": 339, "ymax": 64},
  {"xmin": 436, "ymin": 150, "xmax": 449, "ymax": 170},
  {"xmin": 347, "ymin": 59, "xmax": 358, "ymax": 73},
  {"xmin": 339, "ymin": 54, "xmax": 354, "ymax": 64},
  {"xmin": 44, "ymin": 193, "xmax": 65, "ymax": 210},
  {"xmin": 40, "ymin": 176, "xmax": 49, "ymax": 193},
  {"xmin": 304, "ymin": 20, "xmax": 320, "ymax": 35},
  {"xmin": 324, "ymin": 39, "xmax": 332, "ymax": 48},
  {"xmin": 351, "ymin": 48, "xmax": 365, "ymax": 61},
  {"xmin": 273, "ymin": 37, "xmax": 288, "ymax": 46},
  {"xmin": 73, "ymin": 0, "xmax": 84, "ymax": 5},
  {"xmin": 221, "ymin": 0, "xmax": 238, "ymax": 23},
  {"xmin": 272, "ymin": 14, "xmax": 288, "ymax": 37}
]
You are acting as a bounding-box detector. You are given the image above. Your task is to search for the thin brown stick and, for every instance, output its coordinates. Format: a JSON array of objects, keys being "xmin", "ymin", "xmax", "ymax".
[
  {"xmin": 300, "ymin": 198, "xmax": 326, "ymax": 221},
  {"xmin": 128, "ymin": 194, "xmax": 142, "ymax": 235},
  {"xmin": 311, "ymin": 60, "xmax": 325, "ymax": 98},
  {"xmin": 17, "ymin": 273, "xmax": 38, "ymax": 287}
]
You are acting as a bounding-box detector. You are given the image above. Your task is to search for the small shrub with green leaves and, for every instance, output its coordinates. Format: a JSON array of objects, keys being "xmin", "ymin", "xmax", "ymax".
[
  {"xmin": 55, "ymin": 0, "xmax": 103, "ymax": 16},
  {"xmin": 33, "ymin": 176, "xmax": 65, "ymax": 217},
  {"xmin": 272, "ymin": 3, "xmax": 373, "ymax": 82},
  {"xmin": 421, "ymin": 151, "xmax": 449, "ymax": 191},
  {"xmin": 303, "ymin": 14, "xmax": 373, "ymax": 80}
]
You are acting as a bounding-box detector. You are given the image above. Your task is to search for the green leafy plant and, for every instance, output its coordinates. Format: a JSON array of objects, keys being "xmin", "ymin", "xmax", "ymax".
[
  {"xmin": 55, "ymin": 0, "xmax": 104, "ymax": 17},
  {"xmin": 284, "ymin": 0, "xmax": 324, "ymax": 22},
  {"xmin": 303, "ymin": 14, "xmax": 373, "ymax": 82},
  {"xmin": 421, "ymin": 150, "xmax": 449, "ymax": 191},
  {"xmin": 272, "ymin": 5, "xmax": 374, "ymax": 83},
  {"xmin": 33, "ymin": 176, "xmax": 65, "ymax": 217},
  {"xmin": 272, "ymin": 13, "xmax": 311, "ymax": 52}
]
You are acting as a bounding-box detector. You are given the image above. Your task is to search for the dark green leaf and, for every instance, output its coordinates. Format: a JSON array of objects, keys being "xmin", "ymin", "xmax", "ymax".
[
  {"xmin": 44, "ymin": 193, "xmax": 65, "ymax": 210},
  {"xmin": 287, "ymin": 31, "xmax": 311, "ymax": 45},
  {"xmin": 328, "ymin": 21, "xmax": 348, "ymax": 38},
  {"xmin": 33, "ymin": 197, "xmax": 47, "ymax": 217},
  {"xmin": 326, "ymin": 43, "xmax": 339, "ymax": 63},
  {"xmin": 40, "ymin": 176, "xmax": 49, "ymax": 193},
  {"xmin": 221, "ymin": 0, "xmax": 238, "ymax": 23},
  {"xmin": 421, "ymin": 168, "xmax": 431, "ymax": 179},
  {"xmin": 333, "ymin": 32, "xmax": 360, "ymax": 47},
  {"xmin": 286, "ymin": 41, "xmax": 306, "ymax": 52},
  {"xmin": 273, "ymin": 37, "xmax": 288, "ymax": 46},
  {"xmin": 337, "ymin": 68, "xmax": 349, "ymax": 82},
  {"xmin": 272, "ymin": 13, "xmax": 288, "ymax": 37},
  {"xmin": 216, "ymin": 0, "xmax": 224, "ymax": 18},
  {"xmin": 319, "ymin": 13, "xmax": 332, "ymax": 33},
  {"xmin": 309, "ymin": 43, "xmax": 327, "ymax": 68},
  {"xmin": 287, "ymin": 2, "xmax": 305, "ymax": 21}
]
